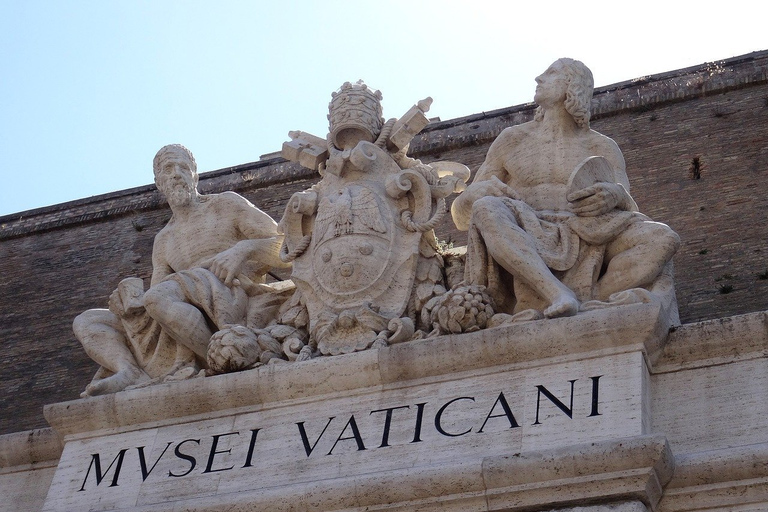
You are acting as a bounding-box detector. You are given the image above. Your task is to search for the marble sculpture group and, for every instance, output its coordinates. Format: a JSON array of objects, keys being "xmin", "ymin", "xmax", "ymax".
[{"xmin": 74, "ymin": 58, "xmax": 680, "ymax": 396}]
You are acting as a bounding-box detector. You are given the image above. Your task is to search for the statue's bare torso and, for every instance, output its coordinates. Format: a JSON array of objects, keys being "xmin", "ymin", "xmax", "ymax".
[
  {"xmin": 151, "ymin": 192, "xmax": 280, "ymax": 285},
  {"xmin": 479, "ymin": 121, "xmax": 628, "ymax": 212}
]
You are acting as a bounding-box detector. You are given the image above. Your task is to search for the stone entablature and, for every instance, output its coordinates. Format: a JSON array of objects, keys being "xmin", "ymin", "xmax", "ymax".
[
  {"xmin": 3, "ymin": 310, "xmax": 766, "ymax": 511},
  {"xmin": 42, "ymin": 302, "xmax": 673, "ymax": 511},
  {"xmin": 0, "ymin": 309, "xmax": 760, "ymax": 511}
]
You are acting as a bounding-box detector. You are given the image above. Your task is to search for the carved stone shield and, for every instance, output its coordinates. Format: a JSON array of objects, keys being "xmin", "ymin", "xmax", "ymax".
[{"xmin": 290, "ymin": 142, "xmax": 423, "ymax": 351}]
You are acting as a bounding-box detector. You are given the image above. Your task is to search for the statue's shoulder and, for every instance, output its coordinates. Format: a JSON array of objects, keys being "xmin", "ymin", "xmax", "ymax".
[
  {"xmin": 204, "ymin": 190, "xmax": 247, "ymax": 203},
  {"xmin": 490, "ymin": 122, "xmax": 534, "ymax": 152},
  {"xmin": 219, "ymin": 190, "xmax": 260, "ymax": 208},
  {"xmin": 587, "ymin": 128, "xmax": 621, "ymax": 151},
  {"xmin": 152, "ymin": 220, "xmax": 174, "ymax": 255},
  {"xmin": 501, "ymin": 121, "xmax": 535, "ymax": 138},
  {"xmin": 201, "ymin": 191, "xmax": 257, "ymax": 213}
]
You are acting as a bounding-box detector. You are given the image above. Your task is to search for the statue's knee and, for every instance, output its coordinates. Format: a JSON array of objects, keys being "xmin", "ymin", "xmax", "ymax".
[
  {"xmin": 653, "ymin": 224, "xmax": 681, "ymax": 256},
  {"xmin": 73, "ymin": 309, "xmax": 103, "ymax": 338},
  {"xmin": 669, "ymin": 228, "xmax": 681, "ymax": 252},
  {"xmin": 73, "ymin": 311, "xmax": 91, "ymax": 338},
  {"xmin": 471, "ymin": 196, "xmax": 506, "ymax": 227}
]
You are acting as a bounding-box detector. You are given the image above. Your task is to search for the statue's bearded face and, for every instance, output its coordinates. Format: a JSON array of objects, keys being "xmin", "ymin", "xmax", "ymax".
[{"xmin": 154, "ymin": 152, "xmax": 197, "ymax": 207}]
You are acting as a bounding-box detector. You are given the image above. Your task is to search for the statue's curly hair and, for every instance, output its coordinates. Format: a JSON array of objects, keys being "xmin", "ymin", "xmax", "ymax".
[
  {"xmin": 534, "ymin": 58, "xmax": 594, "ymax": 128},
  {"xmin": 153, "ymin": 144, "xmax": 197, "ymax": 176}
]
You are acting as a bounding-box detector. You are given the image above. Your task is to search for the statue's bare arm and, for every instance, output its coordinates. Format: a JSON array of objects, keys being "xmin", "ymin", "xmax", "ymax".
[
  {"xmin": 150, "ymin": 230, "xmax": 175, "ymax": 287},
  {"xmin": 451, "ymin": 128, "xmax": 520, "ymax": 230},
  {"xmin": 206, "ymin": 193, "xmax": 289, "ymax": 285}
]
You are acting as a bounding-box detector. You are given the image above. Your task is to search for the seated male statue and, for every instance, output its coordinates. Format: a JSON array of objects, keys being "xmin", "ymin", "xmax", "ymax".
[
  {"xmin": 451, "ymin": 58, "xmax": 680, "ymax": 320},
  {"xmin": 74, "ymin": 144, "xmax": 289, "ymax": 396}
]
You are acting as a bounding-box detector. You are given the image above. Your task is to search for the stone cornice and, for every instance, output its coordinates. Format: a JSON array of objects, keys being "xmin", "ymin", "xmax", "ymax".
[
  {"xmin": 651, "ymin": 310, "xmax": 768, "ymax": 373},
  {"xmin": 0, "ymin": 428, "xmax": 62, "ymax": 472},
  {"xmin": 661, "ymin": 442, "xmax": 768, "ymax": 511},
  {"xmin": 44, "ymin": 302, "xmax": 669, "ymax": 440}
]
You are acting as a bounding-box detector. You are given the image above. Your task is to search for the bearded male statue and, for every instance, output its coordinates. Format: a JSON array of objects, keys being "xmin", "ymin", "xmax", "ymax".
[{"xmin": 74, "ymin": 144, "xmax": 290, "ymax": 396}]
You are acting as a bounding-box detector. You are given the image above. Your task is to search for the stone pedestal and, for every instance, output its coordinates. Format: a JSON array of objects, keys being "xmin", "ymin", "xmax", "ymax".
[{"xmin": 41, "ymin": 303, "xmax": 674, "ymax": 512}]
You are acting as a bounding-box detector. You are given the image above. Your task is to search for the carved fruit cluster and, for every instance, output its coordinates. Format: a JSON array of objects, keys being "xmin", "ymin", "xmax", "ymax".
[
  {"xmin": 207, "ymin": 324, "xmax": 308, "ymax": 375},
  {"xmin": 422, "ymin": 285, "xmax": 495, "ymax": 335}
]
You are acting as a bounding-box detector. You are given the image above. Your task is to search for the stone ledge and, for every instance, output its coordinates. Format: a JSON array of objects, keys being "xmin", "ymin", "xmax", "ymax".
[
  {"xmin": 0, "ymin": 159, "xmax": 315, "ymax": 240},
  {"xmin": 44, "ymin": 302, "xmax": 669, "ymax": 439},
  {"xmin": 651, "ymin": 310, "xmax": 768, "ymax": 374},
  {"xmin": 660, "ymin": 442, "xmax": 768, "ymax": 511},
  {"xmin": 482, "ymin": 435, "xmax": 674, "ymax": 512},
  {"xmin": 0, "ymin": 428, "xmax": 62, "ymax": 472}
]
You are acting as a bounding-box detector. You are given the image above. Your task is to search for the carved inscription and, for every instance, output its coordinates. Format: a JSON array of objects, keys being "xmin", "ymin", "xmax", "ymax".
[{"xmin": 77, "ymin": 376, "xmax": 602, "ymax": 492}]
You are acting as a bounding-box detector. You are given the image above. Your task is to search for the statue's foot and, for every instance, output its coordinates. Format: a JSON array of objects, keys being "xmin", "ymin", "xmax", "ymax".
[
  {"xmin": 580, "ymin": 288, "xmax": 654, "ymax": 311},
  {"xmin": 543, "ymin": 295, "xmax": 579, "ymax": 319},
  {"xmin": 487, "ymin": 309, "xmax": 545, "ymax": 328},
  {"xmin": 163, "ymin": 365, "xmax": 203, "ymax": 382},
  {"xmin": 80, "ymin": 366, "xmax": 150, "ymax": 397}
]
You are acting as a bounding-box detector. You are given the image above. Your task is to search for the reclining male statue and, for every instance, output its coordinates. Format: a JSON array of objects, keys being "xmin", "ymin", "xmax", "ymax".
[
  {"xmin": 74, "ymin": 144, "xmax": 290, "ymax": 396},
  {"xmin": 451, "ymin": 58, "xmax": 680, "ymax": 321}
]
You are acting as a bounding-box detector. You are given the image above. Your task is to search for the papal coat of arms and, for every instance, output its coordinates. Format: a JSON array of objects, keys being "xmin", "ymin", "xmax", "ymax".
[{"xmin": 279, "ymin": 81, "xmax": 469, "ymax": 357}]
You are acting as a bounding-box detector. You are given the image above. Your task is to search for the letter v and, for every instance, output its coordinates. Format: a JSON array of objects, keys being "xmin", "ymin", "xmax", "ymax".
[
  {"xmin": 137, "ymin": 442, "xmax": 173, "ymax": 481},
  {"xmin": 297, "ymin": 417, "xmax": 335, "ymax": 457}
]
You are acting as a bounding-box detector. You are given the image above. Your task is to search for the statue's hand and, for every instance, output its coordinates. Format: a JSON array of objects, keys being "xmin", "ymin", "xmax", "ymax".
[
  {"xmin": 208, "ymin": 244, "xmax": 249, "ymax": 286},
  {"xmin": 464, "ymin": 176, "xmax": 518, "ymax": 203},
  {"xmin": 567, "ymin": 182, "xmax": 624, "ymax": 217},
  {"xmin": 108, "ymin": 288, "xmax": 125, "ymax": 317},
  {"xmin": 109, "ymin": 284, "xmax": 145, "ymax": 317}
]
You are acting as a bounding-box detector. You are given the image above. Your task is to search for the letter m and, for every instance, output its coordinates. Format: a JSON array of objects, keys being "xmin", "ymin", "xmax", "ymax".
[{"xmin": 78, "ymin": 449, "xmax": 128, "ymax": 491}]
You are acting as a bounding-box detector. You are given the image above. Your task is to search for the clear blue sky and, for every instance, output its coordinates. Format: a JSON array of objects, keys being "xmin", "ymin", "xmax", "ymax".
[{"xmin": 1, "ymin": 1, "xmax": 766, "ymax": 216}]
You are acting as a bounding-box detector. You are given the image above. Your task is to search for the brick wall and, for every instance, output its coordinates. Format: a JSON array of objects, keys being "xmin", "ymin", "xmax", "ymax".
[{"xmin": 1, "ymin": 51, "xmax": 767, "ymax": 435}]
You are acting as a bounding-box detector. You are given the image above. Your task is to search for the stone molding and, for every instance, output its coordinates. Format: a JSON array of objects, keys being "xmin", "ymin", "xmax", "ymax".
[
  {"xmin": 542, "ymin": 503, "xmax": 649, "ymax": 512},
  {"xmin": 652, "ymin": 310, "xmax": 768, "ymax": 372},
  {"xmin": 30, "ymin": 307, "xmax": 768, "ymax": 511},
  {"xmin": 0, "ymin": 159, "xmax": 310, "ymax": 240},
  {"xmin": 661, "ymin": 442, "xmax": 768, "ymax": 511},
  {"xmin": 0, "ymin": 428, "xmax": 62, "ymax": 473},
  {"xmin": 44, "ymin": 302, "xmax": 669, "ymax": 440},
  {"xmin": 482, "ymin": 435, "xmax": 674, "ymax": 512},
  {"xmin": 46, "ymin": 435, "xmax": 671, "ymax": 512}
]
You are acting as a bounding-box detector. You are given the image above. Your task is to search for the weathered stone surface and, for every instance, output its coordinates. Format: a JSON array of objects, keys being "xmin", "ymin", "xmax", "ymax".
[
  {"xmin": 661, "ymin": 442, "xmax": 768, "ymax": 511},
  {"xmin": 44, "ymin": 302, "xmax": 669, "ymax": 436},
  {"xmin": 0, "ymin": 304, "xmax": 761, "ymax": 511},
  {"xmin": 0, "ymin": 428, "xmax": 62, "ymax": 512}
]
